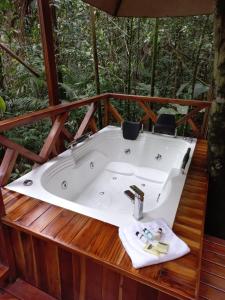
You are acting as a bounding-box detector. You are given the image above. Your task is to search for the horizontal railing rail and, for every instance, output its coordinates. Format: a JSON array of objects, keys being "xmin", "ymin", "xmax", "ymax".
[
  {"xmin": 0, "ymin": 94, "xmax": 108, "ymax": 132},
  {"xmin": 108, "ymin": 93, "xmax": 210, "ymax": 106},
  {"xmin": 0, "ymin": 92, "xmax": 211, "ymax": 204}
]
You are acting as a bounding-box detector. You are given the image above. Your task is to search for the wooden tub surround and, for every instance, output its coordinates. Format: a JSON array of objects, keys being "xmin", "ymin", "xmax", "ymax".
[{"xmin": 0, "ymin": 139, "xmax": 208, "ymax": 300}]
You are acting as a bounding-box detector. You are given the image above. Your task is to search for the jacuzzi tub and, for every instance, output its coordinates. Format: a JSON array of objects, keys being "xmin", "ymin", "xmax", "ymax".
[{"xmin": 6, "ymin": 126, "xmax": 196, "ymax": 227}]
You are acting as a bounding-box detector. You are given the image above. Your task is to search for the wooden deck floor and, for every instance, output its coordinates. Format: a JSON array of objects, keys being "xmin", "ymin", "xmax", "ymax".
[
  {"xmin": 200, "ymin": 235, "xmax": 225, "ymax": 300},
  {"xmin": 1, "ymin": 235, "xmax": 225, "ymax": 300},
  {"xmin": 0, "ymin": 139, "xmax": 208, "ymax": 300},
  {"xmin": 0, "ymin": 278, "xmax": 56, "ymax": 300}
]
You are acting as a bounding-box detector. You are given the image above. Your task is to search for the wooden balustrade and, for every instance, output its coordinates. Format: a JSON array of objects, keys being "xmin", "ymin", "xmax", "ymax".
[
  {"xmin": 74, "ymin": 103, "xmax": 97, "ymax": 139},
  {"xmin": 0, "ymin": 92, "xmax": 211, "ymax": 194}
]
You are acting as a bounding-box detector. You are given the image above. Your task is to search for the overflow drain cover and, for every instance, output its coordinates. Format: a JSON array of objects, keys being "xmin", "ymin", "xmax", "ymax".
[{"xmin": 23, "ymin": 179, "xmax": 33, "ymax": 186}]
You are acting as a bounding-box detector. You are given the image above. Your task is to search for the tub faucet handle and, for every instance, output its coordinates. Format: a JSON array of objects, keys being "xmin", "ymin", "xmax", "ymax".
[{"xmin": 130, "ymin": 185, "xmax": 144, "ymax": 199}]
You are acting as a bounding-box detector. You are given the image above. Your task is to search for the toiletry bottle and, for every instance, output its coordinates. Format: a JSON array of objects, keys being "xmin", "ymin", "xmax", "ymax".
[
  {"xmin": 154, "ymin": 228, "xmax": 163, "ymax": 241},
  {"xmin": 143, "ymin": 228, "xmax": 154, "ymax": 240},
  {"xmin": 136, "ymin": 231, "xmax": 149, "ymax": 245}
]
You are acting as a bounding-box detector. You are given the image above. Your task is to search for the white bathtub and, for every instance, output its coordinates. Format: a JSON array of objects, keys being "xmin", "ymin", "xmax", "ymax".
[{"xmin": 6, "ymin": 126, "xmax": 196, "ymax": 227}]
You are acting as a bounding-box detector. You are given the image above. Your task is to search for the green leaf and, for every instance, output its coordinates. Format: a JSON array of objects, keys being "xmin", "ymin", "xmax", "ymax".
[
  {"xmin": 0, "ymin": 96, "xmax": 6, "ymax": 113},
  {"xmin": 193, "ymin": 82, "xmax": 209, "ymax": 98}
]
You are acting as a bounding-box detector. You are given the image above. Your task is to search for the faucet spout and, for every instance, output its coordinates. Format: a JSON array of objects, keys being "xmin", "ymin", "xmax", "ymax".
[
  {"xmin": 130, "ymin": 185, "xmax": 144, "ymax": 220},
  {"xmin": 67, "ymin": 132, "xmax": 91, "ymax": 150}
]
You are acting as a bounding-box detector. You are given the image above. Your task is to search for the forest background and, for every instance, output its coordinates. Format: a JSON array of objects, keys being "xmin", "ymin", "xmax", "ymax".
[{"xmin": 0, "ymin": 0, "xmax": 213, "ymax": 179}]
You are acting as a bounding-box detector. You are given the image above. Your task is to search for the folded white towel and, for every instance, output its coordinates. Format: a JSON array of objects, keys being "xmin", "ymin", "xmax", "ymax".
[{"xmin": 119, "ymin": 219, "xmax": 190, "ymax": 269}]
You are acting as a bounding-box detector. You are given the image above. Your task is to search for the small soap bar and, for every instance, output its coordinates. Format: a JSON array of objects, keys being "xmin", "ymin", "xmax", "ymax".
[
  {"xmin": 154, "ymin": 242, "xmax": 169, "ymax": 254},
  {"xmin": 143, "ymin": 244, "xmax": 160, "ymax": 256}
]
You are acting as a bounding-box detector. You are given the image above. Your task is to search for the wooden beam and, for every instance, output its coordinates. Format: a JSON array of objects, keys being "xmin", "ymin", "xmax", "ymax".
[
  {"xmin": 88, "ymin": 117, "xmax": 98, "ymax": 133},
  {"xmin": 74, "ymin": 104, "xmax": 97, "ymax": 139},
  {"xmin": 0, "ymin": 94, "xmax": 107, "ymax": 133},
  {"xmin": 176, "ymin": 106, "xmax": 205, "ymax": 126},
  {"xmin": 104, "ymin": 99, "xmax": 109, "ymax": 127},
  {"xmin": 0, "ymin": 224, "xmax": 17, "ymax": 280},
  {"xmin": 0, "ymin": 135, "xmax": 45, "ymax": 164},
  {"xmin": 0, "ymin": 93, "xmax": 210, "ymax": 133},
  {"xmin": 37, "ymin": 0, "xmax": 59, "ymax": 106},
  {"xmin": 138, "ymin": 101, "xmax": 157, "ymax": 123},
  {"xmin": 188, "ymin": 118, "xmax": 200, "ymax": 136},
  {"xmin": 108, "ymin": 103, "xmax": 124, "ymax": 123},
  {"xmin": 61, "ymin": 127, "xmax": 73, "ymax": 142},
  {"xmin": 0, "ymin": 189, "xmax": 5, "ymax": 216},
  {"xmin": 108, "ymin": 93, "xmax": 211, "ymax": 107},
  {"xmin": 141, "ymin": 113, "xmax": 150, "ymax": 123},
  {"xmin": 39, "ymin": 113, "xmax": 68, "ymax": 160},
  {"xmin": 0, "ymin": 148, "xmax": 18, "ymax": 186}
]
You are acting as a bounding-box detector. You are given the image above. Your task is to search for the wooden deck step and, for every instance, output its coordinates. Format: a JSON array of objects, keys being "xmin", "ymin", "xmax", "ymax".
[
  {"xmin": 0, "ymin": 265, "xmax": 9, "ymax": 288},
  {"xmin": 0, "ymin": 289, "xmax": 18, "ymax": 299},
  {"xmin": 4, "ymin": 279, "xmax": 56, "ymax": 300},
  {"xmin": 200, "ymin": 235, "xmax": 225, "ymax": 300}
]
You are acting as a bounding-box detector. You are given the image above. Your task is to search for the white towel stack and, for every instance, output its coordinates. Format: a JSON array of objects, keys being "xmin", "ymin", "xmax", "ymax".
[{"xmin": 119, "ymin": 219, "xmax": 190, "ymax": 269}]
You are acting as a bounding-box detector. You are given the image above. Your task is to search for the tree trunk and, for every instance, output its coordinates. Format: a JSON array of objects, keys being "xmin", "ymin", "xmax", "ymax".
[
  {"xmin": 206, "ymin": 0, "xmax": 225, "ymax": 239},
  {"xmin": 150, "ymin": 18, "xmax": 159, "ymax": 97},
  {"xmin": 51, "ymin": 2, "xmax": 67, "ymax": 100},
  {"xmin": 126, "ymin": 18, "xmax": 134, "ymax": 119},
  {"xmin": 0, "ymin": 54, "xmax": 4, "ymax": 91},
  {"xmin": 149, "ymin": 18, "xmax": 159, "ymax": 130},
  {"xmin": 134, "ymin": 18, "xmax": 141, "ymax": 94},
  {"xmin": 90, "ymin": 7, "xmax": 102, "ymax": 128},
  {"xmin": 191, "ymin": 16, "xmax": 209, "ymax": 99}
]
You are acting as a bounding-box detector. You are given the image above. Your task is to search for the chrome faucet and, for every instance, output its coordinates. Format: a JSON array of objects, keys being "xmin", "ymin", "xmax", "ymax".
[
  {"xmin": 67, "ymin": 132, "xmax": 91, "ymax": 150},
  {"xmin": 130, "ymin": 185, "xmax": 144, "ymax": 220}
]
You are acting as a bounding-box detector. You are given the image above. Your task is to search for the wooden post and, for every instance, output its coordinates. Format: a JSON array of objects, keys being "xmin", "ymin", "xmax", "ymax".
[
  {"xmin": 104, "ymin": 99, "xmax": 109, "ymax": 127},
  {"xmin": 37, "ymin": 0, "xmax": 59, "ymax": 106},
  {"xmin": 0, "ymin": 148, "xmax": 18, "ymax": 187},
  {"xmin": 0, "ymin": 188, "xmax": 5, "ymax": 216}
]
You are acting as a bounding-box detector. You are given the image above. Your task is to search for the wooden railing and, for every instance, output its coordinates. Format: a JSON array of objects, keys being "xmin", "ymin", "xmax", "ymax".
[{"xmin": 0, "ymin": 92, "xmax": 211, "ymax": 215}]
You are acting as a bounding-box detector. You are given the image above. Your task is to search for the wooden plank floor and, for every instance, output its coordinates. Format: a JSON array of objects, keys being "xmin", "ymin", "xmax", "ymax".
[
  {"xmin": 200, "ymin": 235, "xmax": 225, "ymax": 300},
  {"xmin": 0, "ymin": 265, "xmax": 9, "ymax": 288},
  {"xmin": 0, "ymin": 290, "xmax": 18, "ymax": 300},
  {"xmin": 1, "ymin": 235, "xmax": 225, "ymax": 300},
  {"xmin": 0, "ymin": 279, "xmax": 56, "ymax": 300},
  {"xmin": 1, "ymin": 139, "xmax": 208, "ymax": 300}
]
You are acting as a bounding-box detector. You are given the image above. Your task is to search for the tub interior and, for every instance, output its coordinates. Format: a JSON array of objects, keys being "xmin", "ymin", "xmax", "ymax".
[{"xmin": 6, "ymin": 126, "xmax": 196, "ymax": 227}]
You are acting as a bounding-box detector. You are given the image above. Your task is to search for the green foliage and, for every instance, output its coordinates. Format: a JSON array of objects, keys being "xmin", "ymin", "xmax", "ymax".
[
  {"xmin": 0, "ymin": 96, "xmax": 6, "ymax": 114},
  {"xmin": 176, "ymin": 81, "xmax": 209, "ymax": 99},
  {"xmin": 0, "ymin": 0, "xmax": 214, "ymax": 179}
]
